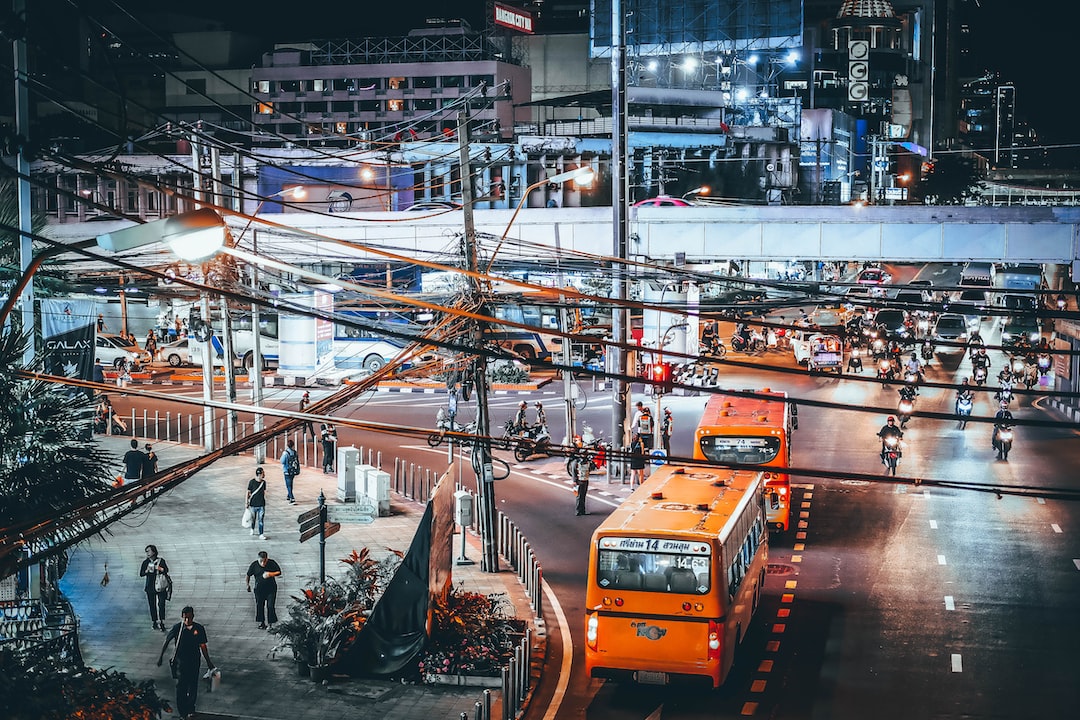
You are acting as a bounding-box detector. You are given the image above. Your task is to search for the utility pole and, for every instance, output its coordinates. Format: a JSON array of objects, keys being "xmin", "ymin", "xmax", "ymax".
[
  {"xmin": 13, "ymin": 0, "xmax": 34, "ymax": 365},
  {"xmin": 189, "ymin": 127, "xmax": 215, "ymax": 451},
  {"xmin": 610, "ymin": 0, "xmax": 630, "ymax": 464},
  {"xmin": 457, "ymin": 110, "xmax": 498, "ymax": 573},
  {"xmin": 210, "ymin": 146, "xmax": 238, "ymax": 444},
  {"xmin": 251, "ymin": 229, "xmax": 266, "ymax": 463}
]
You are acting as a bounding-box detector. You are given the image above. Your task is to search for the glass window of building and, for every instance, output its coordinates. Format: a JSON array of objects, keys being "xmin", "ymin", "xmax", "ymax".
[
  {"xmin": 332, "ymin": 100, "xmax": 354, "ymax": 112},
  {"xmin": 279, "ymin": 102, "xmax": 301, "ymax": 113},
  {"xmin": 469, "ymin": 74, "xmax": 494, "ymax": 89},
  {"xmin": 256, "ymin": 101, "xmax": 274, "ymax": 115},
  {"xmin": 185, "ymin": 79, "xmax": 206, "ymax": 95},
  {"xmin": 280, "ymin": 80, "xmax": 300, "ymax": 93},
  {"xmin": 413, "ymin": 98, "xmax": 436, "ymax": 111},
  {"xmin": 358, "ymin": 78, "xmax": 381, "ymax": 90},
  {"xmin": 387, "ymin": 98, "xmax": 406, "ymax": 112},
  {"xmin": 305, "ymin": 100, "xmax": 327, "ymax": 113},
  {"xmin": 333, "ymin": 78, "xmax": 352, "ymax": 92},
  {"xmin": 414, "ymin": 76, "xmax": 436, "ymax": 89},
  {"xmin": 255, "ymin": 80, "xmax": 270, "ymax": 93},
  {"xmin": 387, "ymin": 76, "xmax": 409, "ymax": 90},
  {"xmin": 441, "ymin": 75, "xmax": 465, "ymax": 88},
  {"xmin": 358, "ymin": 99, "xmax": 380, "ymax": 112}
]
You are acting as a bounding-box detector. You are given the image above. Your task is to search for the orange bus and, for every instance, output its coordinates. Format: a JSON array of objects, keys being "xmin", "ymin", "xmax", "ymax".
[
  {"xmin": 693, "ymin": 389, "xmax": 795, "ymax": 532},
  {"xmin": 584, "ymin": 465, "xmax": 768, "ymax": 687}
]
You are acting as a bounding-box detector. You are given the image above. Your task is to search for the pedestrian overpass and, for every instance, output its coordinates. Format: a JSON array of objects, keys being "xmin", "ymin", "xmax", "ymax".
[{"xmin": 45, "ymin": 204, "xmax": 1080, "ymax": 273}]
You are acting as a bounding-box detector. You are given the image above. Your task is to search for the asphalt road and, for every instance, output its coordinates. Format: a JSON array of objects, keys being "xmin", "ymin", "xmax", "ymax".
[{"xmin": 110, "ymin": 294, "xmax": 1080, "ymax": 718}]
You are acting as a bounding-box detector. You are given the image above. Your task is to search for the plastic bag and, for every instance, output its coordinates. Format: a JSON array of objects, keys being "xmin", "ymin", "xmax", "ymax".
[
  {"xmin": 204, "ymin": 667, "xmax": 221, "ymax": 692},
  {"xmin": 242, "ymin": 507, "xmax": 253, "ymax": 529}
]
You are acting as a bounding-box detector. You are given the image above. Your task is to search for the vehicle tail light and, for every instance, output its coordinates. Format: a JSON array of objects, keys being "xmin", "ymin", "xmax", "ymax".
[
  {"xmin": 586, "ymin": 614, "xmax": 598, "ymax": 649},
  {"xmin": 707, "ymin": 620, "xmax": 721, "ymax": 660}
]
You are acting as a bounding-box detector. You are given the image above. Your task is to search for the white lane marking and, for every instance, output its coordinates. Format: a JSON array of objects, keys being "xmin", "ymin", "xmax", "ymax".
[
  {"xmin": 929, "ymin": 520, "xmax": 938, "ymax": 530},
  {"xmin": 541, "ymin": 579, "xmax": 576, "ymax": 720},
  {"xmin": 1073, "ymin": 559, "xmax": 1080, "ymax": 571},
  {"xmin": 944, "ymin": 596, "xmax": 955, "ymax": 611},
  {"xmin": 938, "ymin": 555, "xmax": 947, "ymax": 565},
  {"xmin": 923, "ymin": 489, "xmax": 931, "ymax": 498},
  {"xmin": 951, "ymin": 654, "xmax": 963, "ymax": 672},
  {"xmin": 1037, "ymin": 497, "xmax": 1046, "ymax": 505},
  {"xmin": 1051, "ymin": 524, "xmax": 1062, "ymax": 533}
]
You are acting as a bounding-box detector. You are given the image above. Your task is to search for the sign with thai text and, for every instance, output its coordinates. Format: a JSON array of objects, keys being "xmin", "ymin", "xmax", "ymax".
[{"xmin": 494, "ymin": 3, "xmax": 533, "ymax": 34}]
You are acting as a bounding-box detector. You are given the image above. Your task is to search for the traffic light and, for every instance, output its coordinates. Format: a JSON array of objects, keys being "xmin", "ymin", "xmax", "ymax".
[{"xmin": 651, "ymin": 362, "xmax": 674, "ymax": 394}]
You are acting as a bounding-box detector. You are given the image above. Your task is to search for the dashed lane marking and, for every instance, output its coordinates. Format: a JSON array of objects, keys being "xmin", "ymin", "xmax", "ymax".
[
  {"xmin": 741, "ymin": 702, "xmax": 759, "ymax": 716},
  {"xmin": 929, "ymin": 520, "xmax": 938, "ymax": 529},
  {"xmin": 944, "ymin": 596, "xmax": 955, "ymax": 611},
  {"xmin": 1051, "ymin": 523, "xmax": 1062, "ymax": 533},
  {"xmin": 951, "ymin": 654, "xmax": 963, "ymax": 672},
  {"xmin": 938, "ymin": 555, "xmax": 947, "ymax": 565}
]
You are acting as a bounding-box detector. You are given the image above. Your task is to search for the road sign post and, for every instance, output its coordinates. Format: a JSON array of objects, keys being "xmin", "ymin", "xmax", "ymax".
[{"xmin": 297, "ymin": 490, "xmax": 340, "ymax": 584}]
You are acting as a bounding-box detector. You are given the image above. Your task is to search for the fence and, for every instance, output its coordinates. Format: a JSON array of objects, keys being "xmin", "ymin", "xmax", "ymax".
[
  {"xmin": 105, "ymin": 414, "xmax": 542, "ymax": 719},
  {"xmin": 0, "ymin": 598, "xmax": 83, "ymax": 672}
]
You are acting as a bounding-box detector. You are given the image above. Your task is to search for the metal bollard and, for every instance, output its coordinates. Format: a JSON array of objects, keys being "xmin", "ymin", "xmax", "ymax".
[
  {"xmin": 483, "ymin": 689, "xmax": 492, "ymax": 720},
  {"xmin": 376, "ymin": 450, "xmax": 382, "ymax": 470},
  {"xmin": 474, "ymin": 700, "xmax": 484, "ymax": 720},
  {"xmin": 501, "ymin": 666, "xmax": 512, "ymax": 720},
  {"xmin": 153, "ymin": 410, "xmax": 159, "ymax": 439}
]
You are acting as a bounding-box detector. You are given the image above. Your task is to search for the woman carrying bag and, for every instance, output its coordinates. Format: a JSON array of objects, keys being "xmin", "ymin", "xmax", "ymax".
[{"xmin": 139, "ymin": 544, "xmax": 172, "ymax": 631}]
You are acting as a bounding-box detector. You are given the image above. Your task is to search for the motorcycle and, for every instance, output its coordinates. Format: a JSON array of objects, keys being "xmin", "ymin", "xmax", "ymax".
[
  {"xmin": 427, "ymin": 408, "xmax": 477, "ymax": 447},
  {"xmin": 897, "ymin": 393, "xmax": 915, "ymax": 429},
  {"xmin": 504, "ymin": 419, "xmax": 553, "ymax": 462},
  {"xmin": 877, "ymin": 358, "xmax": 897, "ymax": 386},
  {"xmin": 882, "ymin": 435, "xmax": 902, "ymax": 475},
  {"xmin": 1037, "ymin": 352, "xmax": 1051, "ymax": 376},
  {"xmin": 567, "ymin": 426, "xmax": 610, "ymax": 477},
  {"xmin": 920, "ymin": 339, "xmax": 934, "ymax": 363},
  {"xmin": 730, "ymin": 330, "xmax": 765, "ymax": 353},
  {"xmin": 992, "ymin": 424, "xmax": 1014, "ymax": 460},
  {"xmin": 1021, "ymin": 362, "xmax": 1039, "ymax": 390},
  {"xmin": 973, "ymin": 364, "xmax": 988, "ymax": 387},
  {"xmin": 995, "ymin": 382, "xmax": 1014, "ymax": 407},
  {"xmin": 956, "ymin": 395, "xmax": 973, "ymax": 429},
  {"xmin": 702, "ymin": 335, "xmax": 727, "ymax": 359}
]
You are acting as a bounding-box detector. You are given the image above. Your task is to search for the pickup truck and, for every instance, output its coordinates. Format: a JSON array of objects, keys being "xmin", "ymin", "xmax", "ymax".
[{"xmin": 792, "ymin": 331, "xmax": 844, "ymax": 373}]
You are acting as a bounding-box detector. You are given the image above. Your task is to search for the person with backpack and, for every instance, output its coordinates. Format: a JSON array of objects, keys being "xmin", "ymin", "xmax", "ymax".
[{"xmin": 280, "ymin": 439, "xmax": 300, "ymax": 504}]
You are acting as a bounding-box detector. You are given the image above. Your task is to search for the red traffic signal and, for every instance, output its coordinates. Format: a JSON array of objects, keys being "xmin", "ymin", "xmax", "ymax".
[{"xmin": 651, "ymin": 362, "xmax": 673, "ymax": 393}]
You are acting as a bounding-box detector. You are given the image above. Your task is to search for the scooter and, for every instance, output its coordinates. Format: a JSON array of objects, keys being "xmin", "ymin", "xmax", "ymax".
[
  {"xmin": 920, "ymin": 339, "xmax": 934, "ymax": 363},
  {"xmin": 567, "ymin": 426, "xmax": 610, "ymax": 477},
  {"xmin": 427, "ymin": 408, "xmax": 476, "ymax": 447},
  {"xmin": 882, "ymin": 435, "xmax": 902, "ymax": 475},
  {"xmin": 505, "ymin": 419, "xmax": 553, "ymax": 462},
  {"xmin": 995, "ymin": 383, "xmax": 1014, "ymax": 407},
  {"xmin": 992, "ymin": 424, "xmax": 1014, "ymax": 460},
  {"xmin": 877, "ymin": 358, "xmax": 896, "ymax": 387},
  {"xmin": 973, "ymin": 365, "xmax": 988, "ymax": 387},
  {"xmin": 956, "ymin": 396, "xmax": 973, "ymax": 429},
  {"xmin": 897, "ymin": 395, "xmax": 915, "ymax": 429},
  {"xmin": 730, "ymin": 331, "xmax": 765, "ymax": 353}
]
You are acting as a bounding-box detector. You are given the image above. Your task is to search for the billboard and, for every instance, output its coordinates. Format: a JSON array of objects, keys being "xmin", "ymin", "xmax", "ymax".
[{"xmin": 591, "ymin": 0, "xmax": 803, "ymax": 58}]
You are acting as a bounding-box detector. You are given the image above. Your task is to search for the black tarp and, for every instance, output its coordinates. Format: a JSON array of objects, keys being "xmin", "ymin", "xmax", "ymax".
[{"xmin": 345, "ymin": 502, "xmax": 432, "ymax": 675}]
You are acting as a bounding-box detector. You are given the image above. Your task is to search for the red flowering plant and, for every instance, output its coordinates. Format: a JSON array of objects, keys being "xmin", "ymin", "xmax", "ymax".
[{"xmin": 415, "ymin": 587, "xmax": 527, "ymax": 678}]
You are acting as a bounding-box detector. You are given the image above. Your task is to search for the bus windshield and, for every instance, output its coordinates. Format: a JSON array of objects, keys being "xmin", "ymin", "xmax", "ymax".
[
  {"xmin": 698, "ymin": 435, "xmax": 781, "ymax": 465},
  {"xmin": 595, "ymin": 541, "xmax": 711, "ymax": 594}
]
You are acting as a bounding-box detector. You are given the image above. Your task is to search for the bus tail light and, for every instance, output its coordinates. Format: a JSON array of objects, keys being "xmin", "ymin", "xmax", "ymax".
[
  {"xmin": 586, "ymin": 614, "xmax": 598, "ymax": 649},
  {"xmin": 778, "ymin": 486, "xmax": 788, "ymax": 496},
  {"xmin": 707, "ymin": 620, "xmax": 721, "ymax": 661}
]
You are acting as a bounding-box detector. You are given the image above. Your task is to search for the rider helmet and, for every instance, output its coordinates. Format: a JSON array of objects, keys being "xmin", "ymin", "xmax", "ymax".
[
  {"xmin": 887, "ymin": 416, "xmax": 895, "ymax": 423},
  {"xmin": 519, "ymin": 400, "xmax": 527, "ymax": 408},
  {"xmin": 535, "ymin": 401, "xmax": 543, "ymax": 408}
]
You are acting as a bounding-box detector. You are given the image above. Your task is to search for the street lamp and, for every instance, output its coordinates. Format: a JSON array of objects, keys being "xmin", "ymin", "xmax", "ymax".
[
  {"xmin": 653, "ymin": 322, "xmax": 688, "ymax": 451},
  {"xmin": 682, "ymin": 186, "xmax": 710, "ymax": 201},
  {"xmin": 486, "ymin": 166, "xmax": 595, "ymax": 272}
]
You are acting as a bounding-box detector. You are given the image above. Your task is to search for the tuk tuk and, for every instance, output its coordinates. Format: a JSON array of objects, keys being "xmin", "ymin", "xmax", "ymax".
[{"xmin": 808, "ymin": 334, "xmax": 844, "ymax": 373}]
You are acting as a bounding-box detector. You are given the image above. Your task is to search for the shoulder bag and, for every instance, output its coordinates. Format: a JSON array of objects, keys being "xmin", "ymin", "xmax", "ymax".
[{"xmin": 168, "ymin": 624, "xmax": 184, "ymax": 679}]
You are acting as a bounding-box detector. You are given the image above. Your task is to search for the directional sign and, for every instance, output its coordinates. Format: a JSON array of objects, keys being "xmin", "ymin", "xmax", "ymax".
[
  {"xmin": 296, "ymin": 507, "xmax": 321, "ymax": 525},
  {"xmin": 300, "ymin": 521, "xmax": 340, "ymax": 544},
  {"xmin": 326, "ymin": 501, "xmax": 376, "ymax": 525}
]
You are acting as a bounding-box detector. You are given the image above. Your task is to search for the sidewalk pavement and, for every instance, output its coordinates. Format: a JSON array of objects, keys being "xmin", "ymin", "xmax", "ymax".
[{"xmin": 60, "ymin": 436, "xmax": 536, "ymax": 720}]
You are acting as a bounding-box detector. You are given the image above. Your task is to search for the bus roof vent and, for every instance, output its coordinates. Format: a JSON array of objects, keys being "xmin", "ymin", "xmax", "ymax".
[
  {"xmin": 696, "ymin": 503, "xmax": 710, "ymax": 512},
  {"xmin": 757, "ymin": 415, "xmax": 769, "ymax": 423},
  {"xmin": 650, "ymin": 491, "xmax": 664, "ymax": 500}
]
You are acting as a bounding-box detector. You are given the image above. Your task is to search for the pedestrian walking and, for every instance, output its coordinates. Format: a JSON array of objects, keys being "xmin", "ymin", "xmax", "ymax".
[
  {"xmin": 144, "ymin": 444, "xmax": 159, "ymax": 475},
  {"xmin": 247, "ymin": 467, "xmax": 267, "ymax": 539},
  {"xmin": 280, "ymin": 439, "xmax": 299, "ymax": 504},
  {"xmin": 629, "ymin": 436, "xmax": 647, "ymax": 487},
  {"xmin": 245, "ymin": 551, "xmax": 282, "ymax": 630},
  {"xmin": 92, "ymin": 357, "xmax": 105, "ymax": 386},
  {"xmin": 320, "ymin": 423, "xmax": 337, "ymax": 474},
  {"xmin": 145, "ymin": 330, "xmax": 158, "ymax": 362},
  {"xmin": 574, "ymin": 449, "xmax": 592, "ymax": 516},
  {"xmin": 138, "ymin": 544, "xmax": 171, "ymax": 631},
  {"xmin": 96, "ymin": 313, "xmax": 106, "ymax": 332},
  {"xmin": 299, "ymin": 391, "xmax": 315, "ymax": 437},
  {"xmin": 661, "ymin": 407, "xmax": 673, "ymax": 455},
  {"xmin": 122, "ymin": 439, "xmax": 147, "ymax": 483},
  {"xmin": 157, "ymin": 606, "xmax": 215, "ymax": 720}
]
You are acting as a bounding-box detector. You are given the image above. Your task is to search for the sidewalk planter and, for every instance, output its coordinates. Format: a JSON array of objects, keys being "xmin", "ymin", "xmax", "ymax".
[
  {"xmin": 297, "ymin": 660, "xmax": 310, "ymax": 677},
  {"xmin": 308, "ymin": 664, "xmax": 330, "ymax": 683}
]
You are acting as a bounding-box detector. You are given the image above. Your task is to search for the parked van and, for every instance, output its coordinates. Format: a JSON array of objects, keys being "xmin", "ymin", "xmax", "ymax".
[{"xmin": 959, "ymin": 262, "xmax": 995, "ymax": 288}]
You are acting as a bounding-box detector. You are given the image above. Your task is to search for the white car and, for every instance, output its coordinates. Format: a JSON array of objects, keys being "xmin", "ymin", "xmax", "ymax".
[
  {"xmin": 160, "ymin": 339, "xmax": 194, "ymax": 367},
  {"xmin": 95, "ymin": 334, "xmax": 143, "ymax": 369}
]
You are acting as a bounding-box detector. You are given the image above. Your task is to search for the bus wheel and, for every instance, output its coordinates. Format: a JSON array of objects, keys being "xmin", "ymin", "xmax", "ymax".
[{"xmin": 363, "ymin": 354, "xmax": 385, "ymax": 372}]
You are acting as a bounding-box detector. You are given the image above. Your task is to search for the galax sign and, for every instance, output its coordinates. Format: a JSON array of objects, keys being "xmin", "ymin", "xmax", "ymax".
[{"xmin": 494, "ymin": 2, "xmax": 534, "ymax": 34}]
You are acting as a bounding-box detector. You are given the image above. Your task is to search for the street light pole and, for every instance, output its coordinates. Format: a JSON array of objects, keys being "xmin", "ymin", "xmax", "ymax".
[{"xmin": 610, "ymin": 0, "xmax": 630, "ymax": 463}]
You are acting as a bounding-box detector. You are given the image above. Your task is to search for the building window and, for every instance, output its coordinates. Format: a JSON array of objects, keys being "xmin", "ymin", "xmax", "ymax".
[
  {"xmin": 305, "ymin": 101, "xmax": 327, "ymax": 113},
  {"xmin": 414, "ymin": 76, "xmax": 436, "ymax": 89},
  {"xmin": 387, "ymin": 98, "xmax": 406, "ymax": 112},
  {"xmin": 387, "ymin": 76, "xmax": 408, "ymax": 90},
  {"xmin": 332, "ymin": 100, "xmax": 354, "ymax": 112},
  {"xmin": 357, "ymin": 77, "xmax": 380, "ymax": 91},
  {"xmin": 413, "ymin": 98, "xmax": 437, "ymax": 111},
  {"xmin": 441, "ymin": 75, "xmax": 465, "ymax": 88},
  {"xmin": 469, "ymin": 74, "xmax": 494, "ymax": 90},
  {"xmin": 256, "ymin": 101, "xmax": 274, "ymax": 115},
  {"xmin": 185, "ymin": 79, "xmax": 206, "ymax": 95},
  {"xmin": 280, "ymin": 80, "xmax": 300, "ymax": 93},
  {"xmin": 255, "ymin": 80, "xmax": 270, "ymax": 93},
  {"xmin": 279, "ymin": 123, "xmax": 302, "ymax": 135},
  {"xmin": 279, "ymin": 102, "xmax": 301, "ymax": 113},
  {"xmin": 333, "ymin": 78, "xmax": 353, "ymax": 92},
  {"xmin": 310, "ymin": 79, "xmax": 325, "ymax": 92},
  {"xmin": 358, "ymin": 100, "xmax": 380, "ymax": 112}
]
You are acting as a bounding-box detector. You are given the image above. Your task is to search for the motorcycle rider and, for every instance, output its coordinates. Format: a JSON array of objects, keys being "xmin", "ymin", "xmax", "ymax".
[
  {"xmin": 956, "ymin": 378, "xmax": 974, "ymax": 413},
  {"xmin": 992, "ymin": 402, "xmax": 1014, "ymax": 453},
  {"xmin": 877, "ymin": 416, "xmax": 904, "ymax": 464},
  {"xmin": 534, "ymin": 401, "xmax": 547, "ymax": 430},
  {"xmin": 898, "ymin": 383, "xmax": 917, "ymax": 404},
  {"xmin": 904, "ymin": 353, "xmax": 923, "ymax": 384},
  {"xmin": 972, "ymin": 347, "xmax": 991, "ymax": 378},
  {"xmin": 513, "ymin": 401, "xmax": 529, "ymax": 435}
]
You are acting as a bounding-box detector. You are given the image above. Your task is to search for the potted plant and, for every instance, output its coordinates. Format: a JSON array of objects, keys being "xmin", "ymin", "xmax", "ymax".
[{"xmin": 268, "ymin": 605, "xmax": 316, "ymax": 676}]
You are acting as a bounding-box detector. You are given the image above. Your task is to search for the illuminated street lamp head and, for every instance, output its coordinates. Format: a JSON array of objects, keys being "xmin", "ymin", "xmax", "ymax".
[
  {"xmin": 547, "ymin": 166, "xmax": 595, "ymax": 189},
  {"xmin": 96, "ymin": 208, "xmax": 227, "ymax": 262}
]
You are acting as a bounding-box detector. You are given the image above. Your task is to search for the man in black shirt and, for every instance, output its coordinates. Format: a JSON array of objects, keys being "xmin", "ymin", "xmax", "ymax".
[
  {"xmin": 245, "ymin": 551, "xmax": 283, "ymax": 630},
  {"xmin": 157, "ymin": 606, "xmax": 215, "ymax": 720},
  {"xmin": 122, "ymin": 439, "xmax": 147, "ymax": 483}
]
